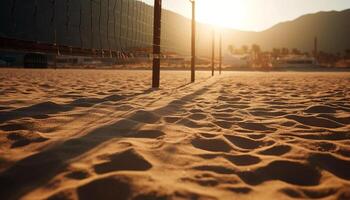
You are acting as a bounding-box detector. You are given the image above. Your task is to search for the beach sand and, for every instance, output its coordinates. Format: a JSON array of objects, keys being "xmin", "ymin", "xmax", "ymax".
[{"xmin": 0, "ymin": 69, "xmax": 350, "ymax": 200}]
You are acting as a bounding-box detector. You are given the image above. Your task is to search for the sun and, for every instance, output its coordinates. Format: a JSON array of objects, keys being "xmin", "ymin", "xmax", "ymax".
[
  {"xmin": 196, "ymin": 0, "xmax": 247, "ymax": 29},
  {"xmin": 144, "ymin": 0, "xmax": 249, "ymax": 30}
]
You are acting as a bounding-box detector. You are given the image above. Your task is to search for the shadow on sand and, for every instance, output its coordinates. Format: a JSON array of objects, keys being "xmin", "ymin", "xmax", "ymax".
[{"xmin": 0, "ymin": 85, "xmax": 210, "ymax": 200}]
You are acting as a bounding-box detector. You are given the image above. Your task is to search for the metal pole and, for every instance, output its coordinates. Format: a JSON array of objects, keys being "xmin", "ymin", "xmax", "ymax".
[
  {"xmin": 152, "ymin": 0, "xmax": 162, "ymax": 88},
  {"xmin": 211, "ymin": 28, "xmax": 215, "ymax": 76},
  {"xmin": 119, "ymin": 0, "xmax": 123, "ymax": 50},
  {"xmin": 11, "ymin": 0, "xmax": 17, "ymax": 33},
  {"xmin": 314, "ymin": 36, "xmax": 318, "ymax": 63},
  {"xmin": 99, "ymin": 0, "xmax": 103, "ymax": 57},
  {"xmin": 33, "ymin": 0, "xmax": 38, "ymax": 42},
  {"xmin": 107, "ymin": 0, "xmax": 111, "ymax": 57},
  {"xmin": 113, "ymin": 0, "xmax": 117, "ymax": 52},
  {"xmin": 79, "ymin": 0, "xmax": 83, "ymax": 48},
  {"xmin": 219, "ymin": 32, "xmax": 222, "ymax": 75},
  {"xmin": 190, "ymin": 0, "xmax": 196, "ymax": 82},
  {"xmin": 90, "ymin": 0, "xmax": 93, "ymax": 50}
]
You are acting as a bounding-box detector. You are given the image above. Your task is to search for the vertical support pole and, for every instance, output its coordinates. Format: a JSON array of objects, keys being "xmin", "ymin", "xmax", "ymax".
[
  {"xmin": 152, "ymin": 0, "xmax": 162, "ymax": 88},
  {"xmin": 219, "ymin": 32, "xmax": 222, "ymax": 75},
  {"xmin": 211, "ymin": 28, "xmax": 215, "ymax": 76},
  {"xmin": 79, "ymin": 0, "xmax": 83, "ymax": 48},
  {"xmin": 126, "ymin": 0, "xmax": 130, "ymax": 50},
  {"xmin": 191, "ymin": 0, "xmax": 196, "ymax": 83},
  {"xmin": 99, "ymin": 0, "xmax": 103, "ymax": 57},
  {"xmin": 33, "ymin": 0, "xmax": 38, "ymax": 42},
  {"xmin": 113, "ymin": 0, "xmax": 117, "ymax": 53},
  {"xmin": 51, "ymin": 0, "xmax": 57, "ymax": 53},
  {"xmin": 54, "ymin": 54, "xmax": 57, "ymax": 69},
  {"xmin": 119, "ymin": 0, "xmax": 123, "ymax": 50},
  {"xmin": 90, "ymin": 0, "xmax": 94, "ymax": 50},
  {"xmin": 66, "ymin": 0, "xmax": 70, "ymax": 32},
  {"xmin": 11, "ymin": 0, "xmax": 17, "ymax": 33},
  {"xmin": 314, "ymin": 36, "xmax": 318, "ymax": 63},
  {"xmin": 107, "ymin": 0, "xmax": 111, "ymax": 57}
]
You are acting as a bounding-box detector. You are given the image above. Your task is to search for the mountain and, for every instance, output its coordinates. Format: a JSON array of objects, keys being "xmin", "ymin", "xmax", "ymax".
[
  {"xmin": 163, "ymin": 8, "xmax": 350, "ymax": 57},
  {"xmin": 136, "ymin": 8, "xmax": 350, "ymax": 56},
  {"xmin": 222, "ymin": 9, "xmax": 350, "ymax": 54}
]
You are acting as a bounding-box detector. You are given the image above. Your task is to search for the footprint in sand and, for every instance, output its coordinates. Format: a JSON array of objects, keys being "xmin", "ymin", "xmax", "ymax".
[
  {"xmin": 6, "ymin": 131, "xmax": 48, "ymax": 148},
  {"xmin": 129, "ymin": 110, "xmax": 160, "ymax": 124},
  {"xmin": 93, "ymin": 149, "xmax": 152, "ymax": 174},
  {"xmin": 191, "ymin": 137, "xmax": 233, "ymax": 153},
  {"xmin": 285, "ymin": 115, "xmax": 343, "ymax": 129},
  {"xmin": 308, "ymin": 153, "xmax": 350, "ymax": 180},
  {"xmin": 224, "ymin": 154, "xmax": 261, "ymax": 166},
  {"xmin": 225, "ymin": 186, "xmax": 253, "ymax": 194},
  {"xmin": 317, "ymin": 114, "xmax": 350, "ymax": 125},
  {"xmin": 284, "ymin": 131, "xmax": 350, "ymax": 141},
  {"xmin": 126, "ymin": 130, "xmax": 165, "ymax": 139},
  {"xmin": 192, "ymin": 165, "xmax": 236, "ymax": 175},
  {"xmin": 238, "ymin": 160, "xmax": 321, "ymax": 186},
  {"xmin": 280, "ymin": 187, "xmax": 339, "ymax": 199},
  {"xmin": 181, "ymin": 175, "xmax": 220, "ymax": 187},
  {"xmin": 258, "ymin": 145, "xmax": 292, "ymax": 156},
  {"xmin": 177, "ymin": 118, "xmax": 215, "ymax": 129},
  {"xmin": 188, "ymin": 113, "xmax": 207, "ymax": 121},
  {"xmin": 213, "ymin": 120, "xmax": 233, "ymax": 129},
  {"xmin": 77, "ymin": 176, "xmax": 133, "ymax": 200},
  {"xmin": 237, "ymin": 122, "xmax": 276, "ymax": 132},
  {"xmin": 224, "ymin": 135, "xmax": 273, "ymax": 150},
  {"xmin": 65, "ymin": 170, "xmax": 90, "ymax": 180},
  {"xmin": 305, "ymin": 105, "xmax": 337, "ymax": 114},
  {"xmin": 247, "ymin": 134, "xmax": 266, "ymax": 140}
]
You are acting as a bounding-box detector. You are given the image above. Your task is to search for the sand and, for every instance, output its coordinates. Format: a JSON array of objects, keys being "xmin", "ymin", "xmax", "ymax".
[{"xmin": 0, "ymin": 69, "xmax": 350, "ymax": 200}]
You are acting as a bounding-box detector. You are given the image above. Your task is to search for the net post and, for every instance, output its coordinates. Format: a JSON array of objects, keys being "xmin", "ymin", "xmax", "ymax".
[
  {"xmin": 211, "ymin": 28, "xmax": 215, "ymax": 76},
  {"xmin": 190, "ymin": 0, "xmax": 196, "ymax": 83},
  {"xmin": 152, "ymin": 0, "xmax": 162, "ymax": 88},
  {"xmin": 219, "ymin": 32, "xmax": 222, "ymax": 75}
]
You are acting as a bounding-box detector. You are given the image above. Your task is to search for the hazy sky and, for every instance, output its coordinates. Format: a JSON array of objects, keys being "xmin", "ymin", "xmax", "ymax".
[{"xmin": 143, "ymin": 0, "xmax": 350, "ymax": 31}]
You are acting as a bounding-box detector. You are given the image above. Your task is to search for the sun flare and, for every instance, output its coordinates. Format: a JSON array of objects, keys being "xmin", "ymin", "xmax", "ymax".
[{"xmin": 196, "ymin": 0, "xmax": 247, "ymax": 29}]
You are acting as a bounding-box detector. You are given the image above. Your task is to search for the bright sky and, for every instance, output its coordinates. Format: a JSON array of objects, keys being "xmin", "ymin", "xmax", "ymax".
[{"xmin": 142, "ymin": 0, "xmax": 350, "ymax": 31}]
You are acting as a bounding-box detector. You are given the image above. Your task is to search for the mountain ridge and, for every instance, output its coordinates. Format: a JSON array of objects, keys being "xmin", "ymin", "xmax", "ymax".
[{"xmin": 225, "ymin": 8, "xmax": 350, "ymax": 53}]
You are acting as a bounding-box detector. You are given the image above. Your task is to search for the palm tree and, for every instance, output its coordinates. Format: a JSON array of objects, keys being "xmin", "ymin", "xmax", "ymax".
[
  {"xmin": 318, "ymin": 51, "xmax": 339, "ymax": 66},
  {"xmin": 272, "ymin": 48, "xmax": 281, "ymax": 59},
  {"xmin": 241, "ymin": 45, "xmax": 249, "ymax": 54},
  {"xmin": 228, "ymin": 45, "xmax": 235, "ymax": 55},
  {"xmin": 303, "ymin": 51, "xmax": 310, "ymax": 57},
  {"xmin": 281, "ymin": 48, "xmax": 289, "ymax": 56},
  {"xmin": 251, "ymin": 44, "xmax": 262, "ymax": 66},
  {"xmin": 345, "ymin": 49, "xmax": 350, "ymax": 59},
  {"xmin": 251, "ymin": 44, "xmax": 261, "ymax": 55},
  {"xmin": 292, "ymin": 48, "xmax": 301, "ymax": 55}
]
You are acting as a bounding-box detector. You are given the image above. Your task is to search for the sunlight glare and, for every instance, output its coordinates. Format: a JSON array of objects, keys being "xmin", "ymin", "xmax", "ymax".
[{"xmin": 196, "ymin": 0, "xmax": 247, "ymax": 29}]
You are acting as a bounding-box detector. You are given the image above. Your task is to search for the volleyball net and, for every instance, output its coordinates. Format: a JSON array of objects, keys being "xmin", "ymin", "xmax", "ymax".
[{"xmin": 0, "ymin": 0, "xmax": 196, "ymax": 68}]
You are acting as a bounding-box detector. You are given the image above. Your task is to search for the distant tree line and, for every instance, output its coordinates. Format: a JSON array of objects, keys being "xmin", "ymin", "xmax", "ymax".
[{"xmin": 228, "ymin": 44, "xmax": 350, "ymax": 67}]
